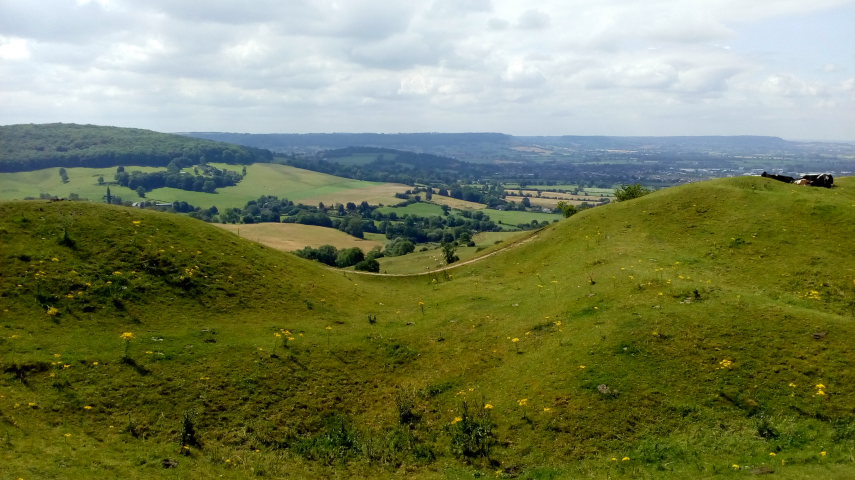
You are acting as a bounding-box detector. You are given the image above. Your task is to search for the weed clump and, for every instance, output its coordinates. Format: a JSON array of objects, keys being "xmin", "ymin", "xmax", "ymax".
[{"xmin": 447, "ymin": 401, "xmax": 497, "ymax": 461}]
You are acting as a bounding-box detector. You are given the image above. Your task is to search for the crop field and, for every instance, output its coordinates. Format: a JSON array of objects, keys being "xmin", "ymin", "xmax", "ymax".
[
  {"xmin": 428, "ymin": 194, "xmax": 487, "ymax": 210},
  {"xmin": 0, "ymin": 163, "xmax": 410, "ymax": 209},
  {"xmin": 214, "ymin": 223, "xmax": 385, "ymax": 252},
  {"xmin": 483, "ymin": 208, "xmax": 562, "ymax": 229}
]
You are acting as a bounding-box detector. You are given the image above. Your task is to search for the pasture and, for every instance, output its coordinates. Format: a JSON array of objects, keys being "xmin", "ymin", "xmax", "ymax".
[
  {"xmin": 429, "ymin": 194, "xmax": 487, "ymax": 210},
  {"xmin": 0, "ymin": 163, "xmax": 410, "ymax": 209},
  {"xmin": 375, "ymin": 202, "xmax": 445, "ymax": 217},
  {"xmin": 483, "ymin": 208, "xmax": 562, "ymax": 229},
  {"xmin": 214, "ymin": 223, "xmax": 385, "ymax": 252}
]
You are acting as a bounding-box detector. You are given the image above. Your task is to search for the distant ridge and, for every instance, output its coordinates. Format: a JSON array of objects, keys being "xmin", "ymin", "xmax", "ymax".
[{"xmin": 0, "ymin": 123, "xmax": 273, "ymax": 172}]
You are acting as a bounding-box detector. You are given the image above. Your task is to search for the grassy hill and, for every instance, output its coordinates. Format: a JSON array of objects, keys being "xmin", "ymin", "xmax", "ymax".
[
  {"xmin": 0, "ymin": 123, "xmax": 272, "ymax": 172},
  {"xmin": 0, "ymin": 163, "xmax": 410, "ymax": 209},
  {"xmin": 2, "ymin": 176, "xmax": 855, "ymax": 478}
]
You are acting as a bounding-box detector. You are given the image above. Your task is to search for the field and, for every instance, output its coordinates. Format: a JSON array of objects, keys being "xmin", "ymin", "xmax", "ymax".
[
  {"xmin": 483, "ymin": 208, "xmax": 562, "ymax": 228},
  {"xmin": 3, "ymin": 176, "xmax": 855, "ymax": 478},
  {"xmin": 376, "ymin": 202, "xmax": 445, "ymax": 217},
  {"xmin": 0, "ymin": 163, "xmax": 410, "ymax": 210},
  {"xmin": 428, "ymin": 194, "xmax": 486, "ymax": 210},
  {"xmin": 376, "ymin": 231, "xmax": 529, "ymax": 274},
  {"xmin": 0, "ymin": 166, "xmax": 159, "ymax": 202},
  {"xmin": 214, "ymin": 223, "xmax": 385, "ymax": 252}
]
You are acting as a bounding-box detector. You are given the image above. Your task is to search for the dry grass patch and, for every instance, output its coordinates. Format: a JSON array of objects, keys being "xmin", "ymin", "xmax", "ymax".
[
  {"xmin": 300, "ymin": 183, "xmax": 410, "ymax": 207},
  {"xmin": 215, "ymin": 223, "xmax": 385, "ymax": 252},
  {"xmin": 430, "ymin": 194, "xmax": 487, "ymax": 210}
]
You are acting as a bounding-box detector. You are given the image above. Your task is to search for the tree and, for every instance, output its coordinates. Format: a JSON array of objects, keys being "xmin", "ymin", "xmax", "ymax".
[
  {"xmin": 614, "ymin": 183, "xmax": 652, "ymax": 201},
  {"xmin": 58, "ymin": 167, "xmax": 69, "ymax": 183},
  {"xmin": 104, "ymin": 186, "xmax": 112, "ymax": 204},
  {"xmin": 336, "ymin": 247, "xmax": 365, "ymax": 268},
  {"xmin": 354, "ymin": 258, "xmax": 380, "ymax": 272},
  {"xmin": 441, "ymin": 242, "xmax": 459, "ymax": 264},
  {"xmin": 556, "ymin": 201, "xmax": 578, "ymax": 218},
  {"xmin": 136, "ymin": 186, "xmax": 146, "ymax": 198}
]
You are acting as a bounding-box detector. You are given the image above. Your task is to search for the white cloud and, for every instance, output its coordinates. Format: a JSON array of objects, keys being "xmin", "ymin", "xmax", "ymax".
[{"xmin": 0, "ymin": 0, "xmax": 852, "ymax": 139}]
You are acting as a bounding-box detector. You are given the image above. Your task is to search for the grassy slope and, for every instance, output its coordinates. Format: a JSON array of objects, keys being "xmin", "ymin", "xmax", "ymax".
[
  {"xmin": 0, "ymin": 163, "xmax": 409, "ymax": 209},
  {"xmin": 2, "ymin": 176, "xmax": 855, "ymax": 479}
]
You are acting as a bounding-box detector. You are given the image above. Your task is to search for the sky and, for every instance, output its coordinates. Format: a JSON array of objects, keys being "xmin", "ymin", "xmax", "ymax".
[{"xmin": 1, "ymin": 0, "xmax": 854, "ymax": 140}]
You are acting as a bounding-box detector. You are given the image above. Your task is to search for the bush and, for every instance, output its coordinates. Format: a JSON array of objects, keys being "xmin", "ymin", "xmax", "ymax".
[{"xmin": 614, "ymin": 183, "xmax": 652, "ymax": 201}]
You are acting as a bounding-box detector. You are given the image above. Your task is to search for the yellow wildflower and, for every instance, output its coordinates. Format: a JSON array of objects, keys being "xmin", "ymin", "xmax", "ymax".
[
  {"xmin": 484, "ymin": 403, "xmax": 494, "ymax": 409},
  {"xmin": 517, "ymin": 398, "xmax": 528, "ymax": 406},
  {"xmin": 511, "ymin": 337, "xmax": 520, "ymax": 343},
  {"xmin": 46, "ymin": 306, "xmax": 60, "ymax": 316},
  {"xmin": 788, "ymin": 382, "xmax": 797, "ymax": 388},
  {"xmin": 543, "ymin": 407, "xmax": 552, "ymax": 412},
  {"xmin": 732, "ymin": 464, "xmax": 740, "ymax": 470},
  {"xmin": 132, "ymin": 220, "xmax": 142, "ymax": 226},
  {"xmin": 120, "ymin": 332, "xmax": 135, "ymax": 341},
  {"xmin": 83, "ymin": 405, "xmax": 93, "ymax": 410},
  {"xmin": 622, "ymin": 457, "xmax": 630, "ymax": 461},
  {"xmin": 578, "ymin": 365, "xmax": 586, "ymax": 369},
  {"xmin": 64, "ymin": 433, "xmax": 72, "ymax": 438},
  {"xmin": 815, "ymin": 383, "xmax": 826, "ymax": 390},
  {"xmin": 451, "ymin": 416, "xmax": 462, "ymax": 424},
  {"xmin": 820, "ymin": 451, "xmax": 827, "ymax": 457},
  {"xmin": 769, "ymin": 452, "xmax": 776, "ymax": 456}
]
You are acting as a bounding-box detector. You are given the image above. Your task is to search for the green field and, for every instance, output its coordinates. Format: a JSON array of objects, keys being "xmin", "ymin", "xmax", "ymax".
[
  {"xmin": 483, "ymin": 208, "xmax": 562, "ymax": 229},
  {"xmin": 3, "ymin": 176, "xmax": 855, "ymax": 478},
  {"xmin": 377, "ymin": 231, "xmax": 529, "ymax": 274},
  {"xmin": 0, "ymin": 163, "xmax": 409, "ymax": 209},
  {"xmin": 376, "ymin": 202, "xmax": 445, "ymax": 217},
  {"xmin": 0, "ymin": 166, "xmax": 159, "ymax": 202}
]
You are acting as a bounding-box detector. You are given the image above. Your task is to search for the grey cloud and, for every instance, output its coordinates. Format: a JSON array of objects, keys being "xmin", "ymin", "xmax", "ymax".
[
  {"xmin": 487, "ymin": 18, "xmax": 509, "ymax": 30},
  {"xmin": 517, "ymin": 10, "xmax": 550, "ymax": 30}
]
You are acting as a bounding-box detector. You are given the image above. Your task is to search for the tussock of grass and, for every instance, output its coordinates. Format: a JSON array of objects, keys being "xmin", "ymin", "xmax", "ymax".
[{"xmin": 2, "ymin": 176, "xmax": 855, "ymax": 478}]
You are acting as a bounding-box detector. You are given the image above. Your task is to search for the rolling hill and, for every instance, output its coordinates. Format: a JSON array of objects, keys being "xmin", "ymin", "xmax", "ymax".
[
  {"xmin": 2, "ymin": 176, "xmax": 855, "ymax": 479},
  {"xmin": 0, "ymin": 123, "xmax": 272, "ymax": 172}
]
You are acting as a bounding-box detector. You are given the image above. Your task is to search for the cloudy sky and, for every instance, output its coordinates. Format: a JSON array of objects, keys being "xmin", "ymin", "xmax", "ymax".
[{"xmin": 1, "ymin": 0, "xmax": 854, "ymax": 140}]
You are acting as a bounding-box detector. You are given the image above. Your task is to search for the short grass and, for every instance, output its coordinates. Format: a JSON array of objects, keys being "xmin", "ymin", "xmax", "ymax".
[
  {"xmin": 377, "ymin": 231, "xmax": 529, "ymax": 274},
  {"xmin": 3, "ymin": 176, "xmax": 855, "ymax": 479},
  {"xmin": 0, "ymin": 166, "xmax": 158, "ymax": 202},
  {"xmin": 214, "ymin": 223, "xmax": 385, "ymax": 252},
  {"xmin": 483, "ymin": 208, "xmax": 562, "ymax": 229},
  {"xmin": 0, "ymin": 163, "xmax": 410, "ymax": 210},
  {"xmin": 376, "ymin": 202, "xmax": 445, "ymax": 217}
]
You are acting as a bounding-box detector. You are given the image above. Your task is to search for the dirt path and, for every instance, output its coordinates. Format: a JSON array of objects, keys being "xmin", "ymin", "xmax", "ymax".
[{"xmin": 344, "ymin": 230, "xmax": 542, "ymax": 277}]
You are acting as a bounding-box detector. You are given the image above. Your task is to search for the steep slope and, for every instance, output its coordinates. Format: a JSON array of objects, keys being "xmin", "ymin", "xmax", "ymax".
[{"xmin": 2, "ymin": 176, "xmax": 855, "ymax": 479}]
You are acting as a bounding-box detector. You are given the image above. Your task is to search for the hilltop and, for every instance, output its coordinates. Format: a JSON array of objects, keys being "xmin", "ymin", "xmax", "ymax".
[
  {"xmin": 0, "ymin": 123, "xmax": 272, "ymax": 172},
  {"xmin": 2, "ymin": 176, "xmax": 855, "ymax": 478}
]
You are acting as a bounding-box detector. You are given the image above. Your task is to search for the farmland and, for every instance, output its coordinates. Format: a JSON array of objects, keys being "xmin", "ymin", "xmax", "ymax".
[
  {"xmin": 214, "ymin": 223, "xmax": 385, "ymax": 252},
  {"xmin": 0, "ymin": 163, "xmax": 410, "ymax": 210}
]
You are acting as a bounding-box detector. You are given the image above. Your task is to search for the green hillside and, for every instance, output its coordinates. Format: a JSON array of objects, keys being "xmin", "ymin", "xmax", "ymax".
[
  {"xmin": 2, "ymin": 176, "xmax": 855, "ymax": 479},
  {"xmin": 0, "ymin": 123, "xmax": 272, "ymax": 172}
]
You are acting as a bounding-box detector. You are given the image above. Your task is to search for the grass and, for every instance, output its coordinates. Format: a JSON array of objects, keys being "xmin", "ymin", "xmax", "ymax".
[
  {"xmin": 214, "ymin": 223, "xmax": 385, "ymax": 252},
  {"xmin": 3, "ymin": 176, "xmax": 855, "ymax": 478},
  {"xmin": 0, "ymin": 163, "xmax": 410, "ymax": 209},
  {"xmin": 376, "ymin": 202, "xmax": 446, "ymax": 217},
  {"xmin": 483, "ymin": 208, "xmax": 562, "ymax": 229},
  {"xmin": 0, "ymin": 166, "xmax": 159, "ymax": 202}
]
